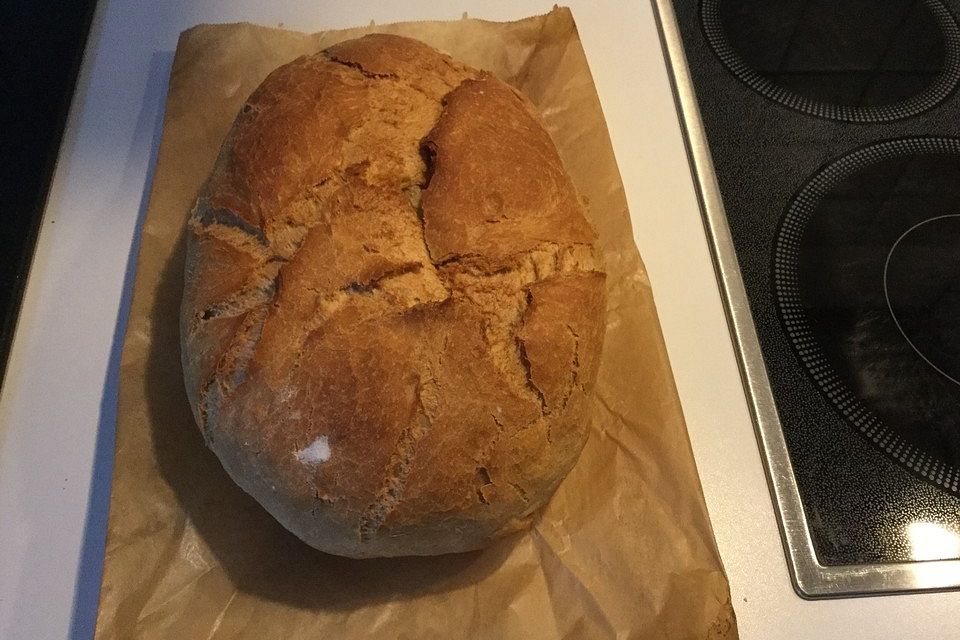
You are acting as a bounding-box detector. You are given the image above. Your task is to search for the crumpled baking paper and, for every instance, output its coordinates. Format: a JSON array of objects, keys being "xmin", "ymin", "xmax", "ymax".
[{"xmin": 94, "ymin": 7, "xmax": 738, "ymax": 639}]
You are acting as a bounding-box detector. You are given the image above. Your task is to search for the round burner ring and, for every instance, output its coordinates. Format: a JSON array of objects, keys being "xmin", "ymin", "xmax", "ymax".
[
  {"xmin": 774, "ymin": 137, "xmax": 960, "ymax": 495},
  {"xmin": 701, "ymin": 0, "xmax": 960, "ymax": 122},
  {"xmin": 884, "ymin": 214, "xmax": 960, "ymax": 388}
]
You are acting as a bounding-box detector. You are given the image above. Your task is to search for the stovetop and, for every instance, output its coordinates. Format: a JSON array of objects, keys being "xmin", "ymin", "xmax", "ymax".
[{"xmin": 655, "ymin": 0, "xmax": 960, "ymax": 596}]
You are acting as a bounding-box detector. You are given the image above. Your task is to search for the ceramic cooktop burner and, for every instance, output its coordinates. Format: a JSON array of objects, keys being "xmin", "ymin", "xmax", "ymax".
[
  {"xmin": 701, "ymin": 0, "xmax": 960, "ymax": 121},
  {"xmin": 885, "ymin": 215, "xmax": 960, "ymax": 387},
  {"xmin": 775, "ymin": 137, "xmax": 960, "ymax": 494}
]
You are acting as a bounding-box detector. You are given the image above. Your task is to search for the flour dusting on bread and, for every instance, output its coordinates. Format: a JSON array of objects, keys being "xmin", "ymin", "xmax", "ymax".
[{"xmin": 295, "ymin": 437, "xmax": 331, "ymax": 466}]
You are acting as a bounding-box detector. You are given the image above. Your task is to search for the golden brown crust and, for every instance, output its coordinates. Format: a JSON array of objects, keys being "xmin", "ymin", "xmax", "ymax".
[
  {"xmin": 179, "ymin": 34, "xmax": 606, "ymax": 557},
  {"xmin": 421, "ymin": 76, "xmax": 597, "ymax": 262}
]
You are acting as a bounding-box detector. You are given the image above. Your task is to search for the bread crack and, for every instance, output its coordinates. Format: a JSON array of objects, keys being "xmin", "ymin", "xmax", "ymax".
[
  {"xmin": 321, "ymin": 51, "xmax": 468, "ymax": 103},
  {"xmin": 477, "ymin": 466, "xmax": 493, "ymax": 485},
  {"xmin": 438, "ymin": 241, "xmax": 599, "ymax": 280},
  {"xmin": 516, "ymin": 332, "xmax": 547, "ymax": 413},
  {"xmin": 325, "ymin": 54, "xmax": 399, "ymax": 80},
  {"xmin": 475, "ymin": 465, "xmax": 495, "ymax": 505},
  {"xmin": 357, "ymin": 382, "xmax": 433, "ymax": 541},
  {"xmin": 419, "ymin": 141, "xmax": 438, "ymax": 191},
  {"xmin": 192, "ymin": 203, "xmax": 267, "ymax": 245},
  {"xmin": 309, "ymin": 263, "xmax": 434, "ymax": 322},
  {"xmin": 349, "ymin": 262, "xmax": 424, "ymax": 294},
  {"xmin": 509, "ymin": 481, "xmax": 529, "ymax": 504},
  {"xmin": 435, "ymin": 242, "xmax": 600, "ymax": 419},
  {"xmin": 558, "ymin": 324, "xmax": 582, "ymax": 413},
  {"xmin": 435, "ymin": 252, "xmax": 483, "ymax": 268},
  {"xmin": 408, "ymin": 157, "xmax": 437, "ymax": 265},
  {"xmin": 312, "ymin": 488, "xmax": 341, "ymax": 506},
  {"xmin": 192, "ymin": 262, "xmax": 284, "ymax": 328},
  {"xmin": 197, "ymin": 304, "xmax": 271, "ymax": 443}
]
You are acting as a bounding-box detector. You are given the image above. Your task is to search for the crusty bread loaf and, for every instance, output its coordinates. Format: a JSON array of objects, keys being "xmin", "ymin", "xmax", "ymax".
[{"xmin": 180, "ymin": 34, "xmax": 606, "ymax": 558}]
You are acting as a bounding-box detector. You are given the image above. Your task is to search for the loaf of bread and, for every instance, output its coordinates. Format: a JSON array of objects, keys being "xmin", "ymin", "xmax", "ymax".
[{"xmin": 180, "ymin": 34, "xmax": 606, "ymax": 558}]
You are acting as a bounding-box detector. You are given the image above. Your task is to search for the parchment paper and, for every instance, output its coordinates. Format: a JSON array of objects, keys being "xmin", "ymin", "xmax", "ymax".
[{"xmin": 94, "ymin": 7, "xmax": 738, "ymax": 639}]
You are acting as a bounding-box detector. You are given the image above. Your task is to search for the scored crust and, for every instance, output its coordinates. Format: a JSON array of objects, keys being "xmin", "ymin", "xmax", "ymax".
[{"xmin": 180, "ymin": 34, "xmax": 607, "ymax": 557}]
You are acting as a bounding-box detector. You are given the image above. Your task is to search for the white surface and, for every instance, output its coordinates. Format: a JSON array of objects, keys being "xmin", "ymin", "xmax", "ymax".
[{"xmin": 1, "ymin": 1, "xmax": 958, "ymax": 639}]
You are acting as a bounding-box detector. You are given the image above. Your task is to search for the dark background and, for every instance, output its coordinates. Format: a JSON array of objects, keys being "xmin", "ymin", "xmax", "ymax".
[{"xmin": 0, "ymin": 0, "xmax": 97, "ymax": 389}]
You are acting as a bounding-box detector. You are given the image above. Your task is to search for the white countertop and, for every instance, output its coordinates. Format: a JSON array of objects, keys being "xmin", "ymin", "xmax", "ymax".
[{"xmin": 2, "ymin": 1, "xmax": 959, "ymax": 638}]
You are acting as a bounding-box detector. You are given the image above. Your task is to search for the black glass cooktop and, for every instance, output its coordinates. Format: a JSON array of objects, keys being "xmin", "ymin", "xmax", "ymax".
[{"xmin": 667, "ymin": 0, "xmax": 960, "ymax": 577}]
